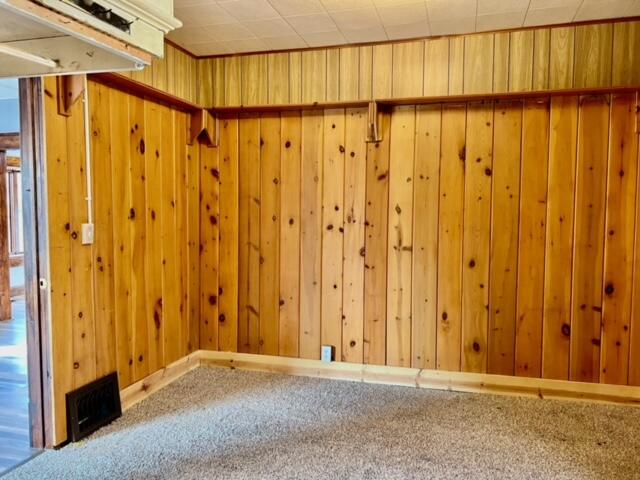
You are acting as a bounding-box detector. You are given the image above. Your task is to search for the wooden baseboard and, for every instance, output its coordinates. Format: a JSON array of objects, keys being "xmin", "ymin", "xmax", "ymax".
[
  {"xmin": 199, "ymin": 351, "xmax": 640, "ymax": 407},
  {"xmin": 119, "ymin": 352, "xmax": 200, "ymax": 411}
]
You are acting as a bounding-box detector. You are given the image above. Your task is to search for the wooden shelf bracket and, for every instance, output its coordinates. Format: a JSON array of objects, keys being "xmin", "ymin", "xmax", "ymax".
[
  {"xmin": 189, "ymin": 109, "xmax": 219, "ymax": 147},
  {"xmin": 56, "ymin": 75, "xmax": 85, "ymax": 117},
  {"xmin": 366, "ymin": 101, "xmax": 382, "ymax": 143}
]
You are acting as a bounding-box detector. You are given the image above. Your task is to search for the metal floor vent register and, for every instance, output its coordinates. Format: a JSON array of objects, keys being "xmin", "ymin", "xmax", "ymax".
[{"xmin": 66, "ymin": 372, "xmax": 122, "ymax": 442}]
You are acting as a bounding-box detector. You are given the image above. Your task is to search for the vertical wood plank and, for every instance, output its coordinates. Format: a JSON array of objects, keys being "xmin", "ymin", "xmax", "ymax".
[
  {"xmin": 533, "ymin": 29, "xmax": 550, "ymax": 90},
  {"xmin": 549, "ymin": 26, "xmax": 575, "ymax": 89},
  {"xmin": 464, "ymin": 34, "xmax": 494, "ymax": 94},
  {"xmin": 364, "ymin": 112, "xmax": 390, "ymax": 366},
  {"xmin": 321, "ymin": 109, "xmax": 345, "ymax": 360},
  {"xmin": 358, "ymin": 45, "xmax": 373, "ymax": 100},
  {"xmin": 570, "ymin": 95, "xmax": 609, "ymax": 382},
  {"xmin": 542, "ymin": 96, "xmax": 578, "ymax": 380},
  {"xmin": 213, "ymin": 58, "xmax": 225, "ymax": 107},
  {"xmin": 386, "ymin": 106, "xmax": 415, "ymax": 367},
  {"xmin": 339, "ymin": 47, "xmax": 359, "ymax": 101},
  {"xmin": 224, "ymin": 56, "xmax": 241, "ymax": 106},
  {"xmin": 412, "ymin": 104, "xmax": 440, "ymax": 369},
  {"xmin": 342, "ymin": 108, "xmax": 367, "ymax": 364},
  {"xmin": 612, "ymin": 21, "xmax": 640, "ymax": 86},
  {"xmin": 186, "ymin": 137, "xmax": 201, "ymax": 353},
  {"xmin": 280, "ymin": 112, "xmax": 301, "ymax": 357},
  {"xmin": 574, "ymin": 24, "xmax": 613, "ymax": 88},
  {"xmin": 302, "ymin": 50, "xmax": 326, "ymax": 103},
  {"xmin": 515, "ymin": 99, "xmax": 550, "ymax": 378},
  {"xmin": 241, "ymin": 54, "xmax": 268, "ymax": 105},
  {"xmin": 392, "ymin": 41, "xmax": 424, "ymax": 97},
  {"xmin": 493, "ymin": 32, "xmax": 510, "ymax": 93},
  {"xmin": 326, "ymin": 49, "xmax": 340, "ymax": 102},
  {"xmin": 268, "ymin": 53, "xmax": 289, "ymax": 104},
  {"xmin": 424, "ymin": 38, "xmax": 449, "ymax": 96},
  {"xmin": 437, "ymin": 104, "xmax": 466, "ymax": 371},
  {"xmin": 259, "ymin": 114, "xmax": 281, "ymax": 355},
  {"xmin": 600, "ymin": 94, "xmax": 638, "ymax": 385},
  {"xmin": 218, "ymin": 117, "xmax": 239, "ymax": 352},
  {"xmin": 509, "ymin": 30, "xmax": 534, "ymax": 92},
  {"xmin": 630, "ymin": 94, "xmax": 640, "ymax": 386},
  {"xmin": 462, "ymin": 101, "xmax": 493, "ymax": 373},
  {"xmin": 488, "ymin": 100, "xmax": 522, "ymax": 376},
  {"xmin": 448, "ymin": 37, "xmax": 464, "ymax": 95},
  {"xmin": 289, "ymin": 51, "xmax": 302, "ymax": 103},
  {"xmin": 175, "ymin": 111, "xmax": 190, "ymax": 356},
  {"xmin": 372, "ymin": 44, "xmax": 393, "ymax": 98},
  {"xmin": 299, "ymin": 111, "xmax": 323, "ymax": 359}
]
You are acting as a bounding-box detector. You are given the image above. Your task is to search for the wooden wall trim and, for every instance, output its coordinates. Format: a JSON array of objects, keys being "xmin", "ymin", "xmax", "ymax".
[{"xmin": 199, "ymin": 351, "xmax": 640, "ymax": 407}]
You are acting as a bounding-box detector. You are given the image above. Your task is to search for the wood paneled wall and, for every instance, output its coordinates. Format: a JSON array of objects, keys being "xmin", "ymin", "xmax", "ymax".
[
  {"xmin": 204, "ymin": 92, "xmax": 640, "ymax": 387},
  {"xmin": 196, "ymin": 20, "xmax": 640, "ymax": 107},
  {"xmin": 43, "ymin": 77, "xmax": 202, "ymax": 445}
]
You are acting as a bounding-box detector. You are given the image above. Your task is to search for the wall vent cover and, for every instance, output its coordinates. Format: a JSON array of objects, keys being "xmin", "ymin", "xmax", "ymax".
[{"xmin": 66, "ymin": 372, "xmax": 121, "ymax": 442}]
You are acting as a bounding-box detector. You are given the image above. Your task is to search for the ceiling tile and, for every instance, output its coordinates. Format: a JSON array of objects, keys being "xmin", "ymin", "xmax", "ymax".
[
  {"xmin": 377, "ymin": 2, "xmax": 427, "ymax": 26},
  {"xmin": 174, "ymin": 4, "xmax": 237, "ymax": 27},
  {"xmin": 264, "ymin": 34, "xmax": 309, "ymax": 49},
  {"xmin": 476, "ymin": 11, "xmax": 526, "ymax": 31},
  {"xmin": 426, "ymin": 0, "xmax": 477, "ymax": 21},
  {"xmin": 268, "ymin": 0, "xmax": 325, "ymax": 16},
  {"xmin": 477, "ymin": 0, "xmax": 528, "ymax": 15},
  {"xmin": 220, "ymin": 37, "xmax": 270, "ymax": 52},
  {"xmin": 429, "ymin": 16, "xmax": 476, "ymax": 35},
  {"xmin": 341, "ymin": 24, "xmax": 388, "ymax": 42},
  {"xmin": 574, "ymin": 0, "xmax": 636, "ymax": 21},
  {"xmin": 245, "ymin": 18, "xmax": 297, "ymax": 37},
  {"xmin": 185, "ymin": 41, "xmax": 233, "ymax": 56},
  {"xmin": 528, "ymin": 0, "xmax": 581, "ymax": 9},
  {"xmin": 384, "ymin": 19, "xmax": 430, "ymax": 40},
  {"xmin": 207, "ymin": 21, "xmax": 256, "ymax": 41},
  {"xmin": 301, "ymin": 30, "xmax": 347, "ymax": 46},
  {"xmin": 167, "ymin": 26, "xmax": 217, "ymax": 44},
  {"xmin": 330, "ymin": 8, "xmax": 382, "ymax": 30},
  {"xmin": 286, "ymin": 13, "xmax": 339, "ymax": 33},
  {"xmin": 218, "ymin": 0, "xmax": 281, "ymax": 21},
  {"xmin": 321, "ymin": 0, "xmax": 374, "ymax": 11},
  {"xmin": 523, "ymin": 6, "xmax": 578, "ymax": 26},
  {"xmin": 174, "ymin": 0, "xmax": 217, "ymax": 7}
]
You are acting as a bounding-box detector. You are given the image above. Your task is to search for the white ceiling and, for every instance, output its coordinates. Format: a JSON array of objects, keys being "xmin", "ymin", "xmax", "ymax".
[
  {"xmin": 0, "ymin": 79, "xmax": 18, "ymax": 100},
  {"xmin": 168, "ymin": 0, "xmax": 640, "ymax": 56}
]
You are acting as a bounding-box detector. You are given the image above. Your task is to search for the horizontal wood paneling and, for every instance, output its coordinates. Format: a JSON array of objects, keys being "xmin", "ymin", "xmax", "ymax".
[
  {"xmin": 44, "ymin": 77, "xmax": 202, "ymax": 445},
  {"xmin": 197, "ymin": 20, "xmax": 640, "ymax": 107},
  {"xmin": 211, "ymin": 92, "xmax": 640, "ymax": 388}
]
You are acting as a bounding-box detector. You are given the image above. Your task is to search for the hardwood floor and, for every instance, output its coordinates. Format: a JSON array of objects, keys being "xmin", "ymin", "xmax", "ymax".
[{"xmin": 0, "ymin": 298, "xmax": 39, "ymax": 476}]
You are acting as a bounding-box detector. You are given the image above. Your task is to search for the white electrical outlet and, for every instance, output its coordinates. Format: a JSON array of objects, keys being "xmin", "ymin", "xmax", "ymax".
[
  {"xmin": 321, "ymin": 345, "xmax": 334, "ymax": 363},
  {"xmin": 81, "ymin": 223, "xmax": 95, "ymax": 245}
]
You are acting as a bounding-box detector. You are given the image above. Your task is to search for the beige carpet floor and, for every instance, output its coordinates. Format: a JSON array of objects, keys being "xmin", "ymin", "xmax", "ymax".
[{"xmin": 4, "ymin": 366, "xmax": 640, "ymax": 479}]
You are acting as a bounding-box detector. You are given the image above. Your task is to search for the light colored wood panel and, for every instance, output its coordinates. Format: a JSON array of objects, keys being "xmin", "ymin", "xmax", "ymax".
[
  {"xmin": 143, "ymin": 101, "xmax": 164, "ymax": 373},
  {"xmin": 176, "ymin": 111, "xmax": 190, "ymax": 356},
  {"xmin": 412, "ymin": 104, "xmax": 440, "ymax": 369},
  {"xmin": 321, "ymin": 109, "xmax": 345, "ymax": 360},
  {"xmin": 259, "ymin": 114, "xmax": 281, "ymax": 355},
  {"xmin": 630, "ymin": 94, "xmax": 640, "ymax": 386},
  {"xmin": 186, "ymin": 140, "xmax": 201, "ymax": 354},
  {"xmin": 199, "ymin": 143, "xmax": 219, "ymax": 350},
  {"xmin": 280, "ymin": 112, "xmax": 301, "ymax": 357},
  {"xmin": 464, "ymin": 34, "xmax": 493, "ymax": 94},
  {"xmin": 542, "ymin": 96, "xmax": 578, "ymax": 381},
  {"xmin": 238, "ymin": 116, "xmax": 261, "ymax": 354},
  {"xmin": 67, "ymin": 92, "xmax": 97, "ymax": 388},
  {"xmin": 197, "ymin": 57, "xmax": 213, "ymax": 107},
  {"xmin": 165, "ymin": 44, "xmax": 175, "ymax": 96},
  {"xmin": 224, "ymin": 56, "xmax": 241, "ymax": 106},
  {"xmin": 267, "ymin": 53, "xmax": 289, "ymax": 104},
  {"xmin": 213, "ymin": 57, "xmax": 225, "ymax": 107},
  {"xmin": 515, "ymin": 99, "xmax": 549, "ymax": 378},
  {"xmin": 358, "ymin": 45, "xmax": 372, "ymax": 100},
  {"xmin": 218, "ymin": 117, "xmax": 239, "ymax": 352},
  {"xmin": 612, "ymin": 21, "xmax": 640, "ymax": 86},
  {"xmin": 386, "ymin": 106, "xmax": 415, "ymax": 367},
  {"xmin": 600, "ymin": 94, "xmax": 638, "ymax": 385},
  {"xmin": 89, "ymin": 81, "xmax": 116, "ymax": 378},
  {"xmin": 364, "ymin": 112, "xmax": 390, "ymax": 366},
  {"xmin": 424, "ymin": 38, "xmax": 449, "ymax": 96},
  {"xmin": 574, "ymin": 24, "xmax": 613, "ymax": 88},
  {"xmin": 570, "ymin": 95, "xmax": 609, "ymax": 383},
  {"xmin": 152, "ymin": 43, "xmax": 167, "ymax": 94},
  {"xmin": 392, "ymin": 41, "xmax": 424, "ymax": 97},
  {"xmin": 448, "ymin": 37, "xmax": 464, "ymax": 95},
  {"xmin": 339, "ymin": 47, "xmax": 359, "ymax": 101},
  {"xmin": 130, "ymin": 97, "xmax": 151, "ymax": 381},
  {"xmin": 509, "ymin": 30, "xmax": 534, "ymax": 92},
  {"xmin": 160, "ymin": 106, "xmax": 180, "ymax": 366},
  {"xmin": 241, "ymin": 54, "xmax": 268, "ymax": 105},
  {"xmin": 326, "ymin": 49, "xmax": 340, "ymax": 102},
  {"xmin": 437, "ymin": 104, "xmax": 466, "ymax": 371},
  {"xmin": 488, "ymin": 100, "xmax": 522, "ymax": 376},
  {"xmin": 372, "ymin": 44, "xmax": 392, "ymax": 98},
  {"xmin": 549, "ymin": 26, "xmax": 574, "ymax": 89},
  {"xmin": 289, "ymin": 51, "xmax": 302, "ymax": 103},
  {"xmin": 302, "ymin": 50, "xmax": 326, "ymax": 103},
  {"xmin": 493, "ymin": 32, "xmax": 510, "ymax": 93},
  {"xmin": 299, "ymin": 111, "xmax": 323, "ymax": 359},
  {"xmin": 342, "ymin": 108, "xmax": 367, "ymax": 364},
  {"xmin": 462, "ymin": 102, "xmax": 493, "ymax": 373},
  {"xmin": 533, "ymin": 29, "xmax": 550, "ymax": 90}
]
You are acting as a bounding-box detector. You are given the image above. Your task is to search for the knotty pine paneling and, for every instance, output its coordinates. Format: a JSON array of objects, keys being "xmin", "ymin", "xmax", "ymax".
[
  {"xmin": 211, "ymin": 92, "xmax": 640, "ymax": 388},
  {"xmin": 197, "ymin": 19, "xmax": 640, "ymax": 108},
  {"xmin": 44, "ymin": 77, "xmax": 202, "ymax": 445}
]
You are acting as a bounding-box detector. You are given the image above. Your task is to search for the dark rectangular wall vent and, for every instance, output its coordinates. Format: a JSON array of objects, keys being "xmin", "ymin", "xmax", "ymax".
[{"xmin": 66, "ymin": 372, "xmax": 122, "ymax": 442}]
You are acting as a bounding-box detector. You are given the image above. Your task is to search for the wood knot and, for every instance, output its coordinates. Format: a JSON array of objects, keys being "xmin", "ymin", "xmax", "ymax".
[
  {"xmin": 468, "ymin": 259, "xmax": 476, "ymax": 268},
  {"xmin": 285, "ymin": 140, "xmax": 291, "ymax": 148},
  {"xmin": 561, "ymin": 323, "xmax": 570, "ymax": 337},
  {"xmin": 350, "ymin": 340, "xmax": 356, "ymax": 347},
  {"xmin": 219, "ymin": 314, "xmax": 225, "ymax": 323},
  {"xmin": 604, "ymin": 283, "xmax": 614, "ymax": 296},
  {"xmin": 472, "ymin": 341, "xmax": 480, "ymax": 352}
]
